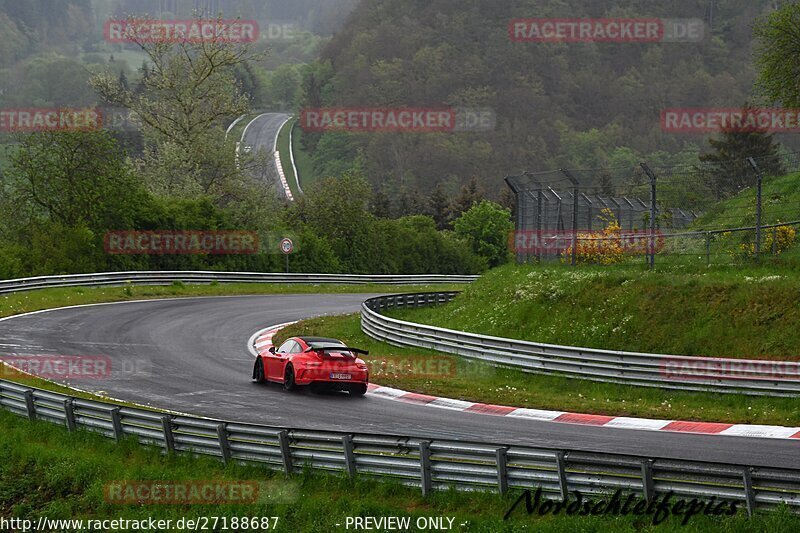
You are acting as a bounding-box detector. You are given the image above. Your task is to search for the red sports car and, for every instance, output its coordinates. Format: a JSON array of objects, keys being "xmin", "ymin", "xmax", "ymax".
[{"xmin": 252, "ymin": 336, "xmax": 370, "ymax": 395}]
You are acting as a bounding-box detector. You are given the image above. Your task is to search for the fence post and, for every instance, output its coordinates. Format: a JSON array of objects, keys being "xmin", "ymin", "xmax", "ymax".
[
  {"xmin": 161, "ymin": 415, "xmax": 175, "ymax": 454},
  {"xmin": 110, "ymin": 407, "xmax": 123, "ymax": 441},
  {"xmin": 504, "ymin": 176, "xmax": 523, "ymax": 264},
  {"xmin": 419, "ymin": 441, "xmax": 433, "ymax": 497},
  {"xmin": 747, "ymin": 157, "xmax": 763, "ymax": 260},
  {"xmin": 23, "ymin": 389, "xmax": 35, "ymax": 421},
  {"xmin": 495, "ymin": 447, "xmax": 509, "ymax": 495},
  {"xmin": 278, "ymin": 430, "xmax": 293, "ymax": 475},
  {"xmin": 742, "ymin": 467, "xmax": 756, "ymax": 517},
  {"xmin": 217, "ymin": 423, "xmax": 231, "ymax": 465},
  {"xmin": 342, "ymin": 435, "xmax": 357, "ymax": 479},
  {"xmin": 640, "ymin": 163, "xmax": 658, "ymax": 269},
  {"xmin": 705, "ymin": 231, "xmax": 711, "ymax": 265},
  {"xmin": 63, "ymin": 398, "xmax": 76, "ymax": 432},
  {"xmin": 535, "ymin": 184, "xmax": 544, "ymax": 262},
  {"xmin": 561, "ymin": 169, "xmax": 579, "ymax": 266}
]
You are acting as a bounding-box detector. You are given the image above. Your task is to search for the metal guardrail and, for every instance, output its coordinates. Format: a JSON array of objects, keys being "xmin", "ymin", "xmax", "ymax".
[
  {"xmin": 0, "ymin": 271, "xmax": 479, "ymax": 295},
  {"xmin": 1, "ymin": 378, "xmax": 797, "ymax": 514},
  {"xmin": 361, "ymin": 293, "xmax": 800, "ymax": 397}
]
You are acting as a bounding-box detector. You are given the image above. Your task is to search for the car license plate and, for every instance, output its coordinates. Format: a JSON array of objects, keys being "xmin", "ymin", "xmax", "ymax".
[{"xmin": 330, "ymin": 372, "xmax": 352, "ymax": 380}]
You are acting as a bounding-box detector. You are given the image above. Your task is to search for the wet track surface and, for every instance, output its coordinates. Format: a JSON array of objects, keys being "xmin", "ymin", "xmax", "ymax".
[{"xmin": 0, "ymin": 294, "xmax": 795, "ymax": 467}]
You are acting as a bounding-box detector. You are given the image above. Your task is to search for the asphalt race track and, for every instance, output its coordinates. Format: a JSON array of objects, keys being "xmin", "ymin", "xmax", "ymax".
[
  {"xmin": 0, "ymin": 295, "xmax": 795, "ymax": 467},
  {"xmin": 240, "ymin": 112, "xmax": 291, "ymax": 198}
]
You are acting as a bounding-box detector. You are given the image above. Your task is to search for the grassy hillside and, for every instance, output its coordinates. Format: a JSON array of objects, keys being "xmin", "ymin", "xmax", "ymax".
[
  {"xmin": 389, "ymin": 264, "xmax": 800, "ymax": 360},
  {"xmin": 656, "ymin": 171, "xmax": 800, "ymax": 264},
  {"xmin": 693, "ymin": 172, "xmax": 800, "ymax": 230}
]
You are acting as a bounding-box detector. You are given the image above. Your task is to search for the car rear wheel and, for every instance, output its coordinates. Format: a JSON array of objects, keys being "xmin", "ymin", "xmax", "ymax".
[
  {"xmin": 253, "ymin": 357, "xmax": 266, "ymax": 383},
  {"xmin": 350, "ymin": 383, "xmax": 368, "ymax": 396},
  {"xmin": 284, "ymin": 365, "xmax": 298, "ymax": 391}
]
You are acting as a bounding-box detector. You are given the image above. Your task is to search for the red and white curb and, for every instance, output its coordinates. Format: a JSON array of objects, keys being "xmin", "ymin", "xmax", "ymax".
[
  {"xmin": 249, "ymin": 324, "xmax": 800, "ymax": 440},
  {"xmin": 274, "ymin": 152, "xmax": 294, "ymax": 201}
]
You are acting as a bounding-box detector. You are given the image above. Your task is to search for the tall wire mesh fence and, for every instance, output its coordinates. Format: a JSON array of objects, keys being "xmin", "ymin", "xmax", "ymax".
[{"xmin": 505, "ymin": 151, "xmax": 800, "ymax": 267}]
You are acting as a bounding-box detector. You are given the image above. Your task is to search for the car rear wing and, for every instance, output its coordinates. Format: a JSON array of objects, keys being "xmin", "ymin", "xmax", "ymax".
[{"xmin": 305, "ymin": 345, "xmax": 370, "ymax": 356}]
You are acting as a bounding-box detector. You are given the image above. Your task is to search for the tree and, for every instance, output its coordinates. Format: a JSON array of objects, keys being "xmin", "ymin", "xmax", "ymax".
[
  {"xmin": 698, "ymin": 112, "xmax": 784, "ymax": 199},
  {"xmin": 451, "ymin": 177, "xmax": 485, "ymax": 220},
  {"xmin": 754, "ymin": 4, "xmax": 800, "ymax": 107},
  {"xmin": 394, "ymin": 187, "xmax": 425, "ymax": 217},
  {"xmin": 370, "ymin": 189, "xmax": 391, "ymax": 218},
  {"xmin": 453, "ymin": 200, "xmax": 513, "ymax": 268},
  {"xmin": 90, "ymin": 16, "xmax": 264, "ymax": 202},
  {"xmin": 8, "ymin": 130, "xmax": 142, "ymax": 230},
  {"xmin": 428, "ymin": 183, "xmax": 451, "ymax": 230}
]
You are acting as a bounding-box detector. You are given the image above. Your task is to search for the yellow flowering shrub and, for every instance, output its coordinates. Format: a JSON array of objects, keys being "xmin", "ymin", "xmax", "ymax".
[{"xmin": 564, "ymin": 209, "xmax": 663, "ymax": 265}]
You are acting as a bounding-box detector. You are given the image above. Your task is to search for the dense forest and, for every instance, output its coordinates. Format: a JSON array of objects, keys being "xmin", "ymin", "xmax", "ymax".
[
  {"xmin": 0, "ymin": 0, "xmax": 798, "ymax": 279},
  {"xmin": 299, "ymin": 0, "xmax": 796, "ymax": 198}
]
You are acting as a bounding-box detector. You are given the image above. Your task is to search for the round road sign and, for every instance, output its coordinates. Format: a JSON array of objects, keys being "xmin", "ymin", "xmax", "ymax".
[{"xmin": 280, "ymin": 238, "xmax": 294, "ymax": 254}]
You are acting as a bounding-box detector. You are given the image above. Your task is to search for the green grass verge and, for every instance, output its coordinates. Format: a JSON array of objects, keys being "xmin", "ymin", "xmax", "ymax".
[
  {"xmin": 276, "ymin": 118, "xmax": 299, "ymax": 198},
  {"xmin": 291, "ymin": 122, "xmax": 318, "ymax": 190},
  {"xmin": 276, "ymin": 313, "xmax": 800, "ymax": 426},
  {"xmin": 389, "ymin": 263, "xmax": 800, "ymax": 361},
  {"xmin": 1, "ymin": 409, "xmax": 796, "ymax": 532}
]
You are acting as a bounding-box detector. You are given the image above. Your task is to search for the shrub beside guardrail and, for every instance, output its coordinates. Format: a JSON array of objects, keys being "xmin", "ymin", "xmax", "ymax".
[{"xmin": 360, "ymin": 293, "xmax": 800, "ymax": 397}]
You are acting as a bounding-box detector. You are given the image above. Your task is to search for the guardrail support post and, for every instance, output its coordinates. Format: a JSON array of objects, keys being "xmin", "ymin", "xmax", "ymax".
[
  {"xmin": 217, "ymin": 423, "xmax": 231, "ymax": 465},
  {"xmin": 278, "ymin": 430, "xmax": 293, "ymax": 476},
  {"xmin": 555, "ymin": 452, "xmax": 569, "ymax": 500},
  {"xmin": 161, "ymin": 415, "xmax": 175, "ymax": 454},
  {"xmin": 23, "ymin": 390, "xmax": 35, "ymax": 421},
  {"xmin": 742, "ymin": 467, "xmax": 756, "ymax": 517},
  {"xmin": 495, "ymin": 447, "xmax": 509, "ymax": 495},
  {"xmin": 705, "ymin": 231, "xmax": 711, "ymax": 265},
  {"xmin": 641, "ymin": 459, "xmax": 655, "ymax": 503},
  {"xmin": 110, "ymin": 407, "xmax": 123, "ymax": 441},
  {"xmin": 419, "ymin": 441, "xmax": 433, "ymax": 497},
  {"xmin": 342, "ymin": 435, "xmax": 357, "ymax": 479},
  {"xmin": 63, "ymin": 398, "xmax": 76, "ymax": 432}
]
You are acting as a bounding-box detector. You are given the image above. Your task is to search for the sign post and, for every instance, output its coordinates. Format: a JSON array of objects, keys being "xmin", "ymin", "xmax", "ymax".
[{"xmin": 280, "ymin": 238, "xmax": 294, "ymax": 273}]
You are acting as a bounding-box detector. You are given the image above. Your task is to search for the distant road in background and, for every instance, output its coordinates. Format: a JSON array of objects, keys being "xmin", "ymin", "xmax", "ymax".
[{"xmin": 240, "ymin": 112, "xmax": 292, "ymax": 199}]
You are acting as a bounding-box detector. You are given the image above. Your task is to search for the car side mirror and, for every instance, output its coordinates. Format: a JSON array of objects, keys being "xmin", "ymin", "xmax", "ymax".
[{"xmin": 269, "ymin": 346, "xmax": 276, "ymax": 354}]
